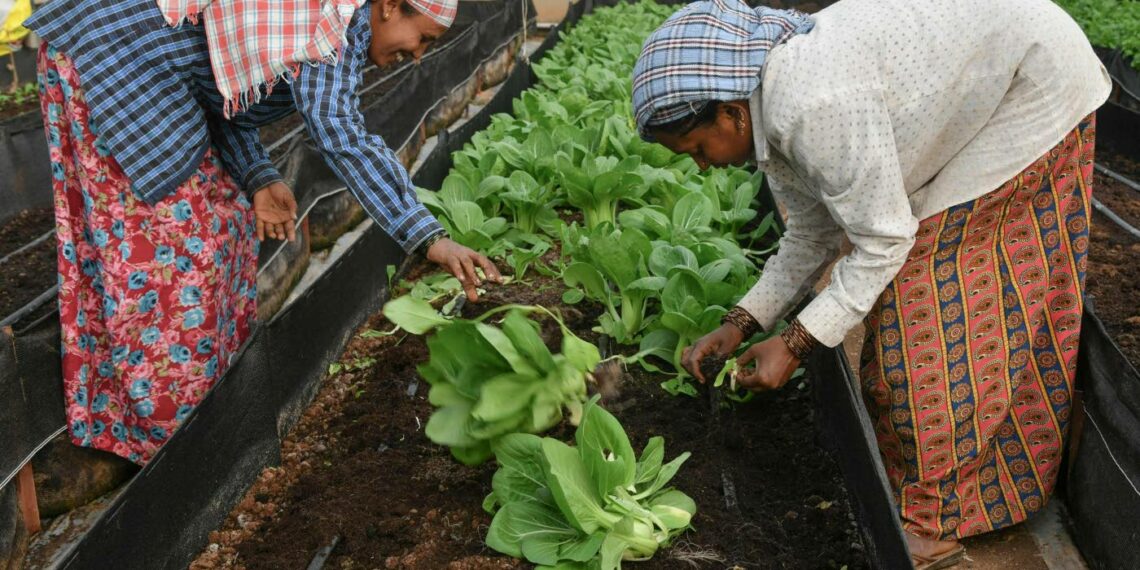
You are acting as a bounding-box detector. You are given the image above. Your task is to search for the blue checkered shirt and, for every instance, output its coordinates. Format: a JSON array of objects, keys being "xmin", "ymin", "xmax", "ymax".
[{"xmin": 26, "ymin": 0, "xmax": 442, "ymax": 253}]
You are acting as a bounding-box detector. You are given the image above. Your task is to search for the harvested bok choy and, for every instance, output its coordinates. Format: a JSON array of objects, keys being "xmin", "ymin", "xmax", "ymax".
[
  {"xmin": 484, "ymin": 398, "xmax": 695, "ymax": 569},
  {"xmin": 383, "ymin": 296, "xmax": 602, "ymax": 465}
]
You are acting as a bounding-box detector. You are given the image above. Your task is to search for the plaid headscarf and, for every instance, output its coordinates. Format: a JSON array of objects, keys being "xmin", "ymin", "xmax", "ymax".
[
  {"xmin": 631, "ymin": 0, "xmax": 813, "ymax": 139},
  {"xmin": 157, "ymin": 0, "xmax": 457, "ymax": 117}
]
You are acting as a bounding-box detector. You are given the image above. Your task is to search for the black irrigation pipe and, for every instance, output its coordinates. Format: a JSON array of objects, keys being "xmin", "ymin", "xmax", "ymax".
[
  {"xmin": 0, "ymin": 228, "xmax": 53, "ymax": 267},
  {"xmin": 1096, "ymin": 163, "xmax": 1140, "ymax": 194},
  {"xmin": 1091, "ymin": 164, "xmax": 1140, "ymax": 240},
  {"xmin": 1091, "ymin": 197, "xmax": 1140, "ymax": 240},
  {"xmin": 0, "ymin": 285, "xmax": 57, "ymax": 329}
]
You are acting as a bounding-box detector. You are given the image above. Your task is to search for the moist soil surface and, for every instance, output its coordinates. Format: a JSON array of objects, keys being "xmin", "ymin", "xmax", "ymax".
[
  {"xmin": 0, "ymin": 209, "xmax": 57, "ymax": 320},
  {"xmin": 0, "ymin": 208, "xmax": 53, "ymax": 258},
  {"xmin": 191, "ymin": 267, "xmax": 868, "ymax": 570},
  {"xmin": 0, "ymin": 237, "xmax": 55, "ymax": 320},
  {"xmin": 1087, "ymin": 169, "xmax": 1140, "ymax": 371},
  {"xmin": 0, "ymin": 98, "xmax": 42, "ymax": 121}
]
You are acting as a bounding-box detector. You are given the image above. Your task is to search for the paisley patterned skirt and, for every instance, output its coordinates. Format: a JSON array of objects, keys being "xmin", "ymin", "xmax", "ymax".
[
  {"xmin": 860, "ymin": 115, "xmax": 1094, "ymax": 540},
  {"xmin": 38, "ymin": 44, "xmax": 258, "ymax": 464}
]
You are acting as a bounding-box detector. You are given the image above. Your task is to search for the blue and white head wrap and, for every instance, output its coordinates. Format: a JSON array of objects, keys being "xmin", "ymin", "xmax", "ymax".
[{"xmin": 631, "ymin": 0, "xmax": 814, "ymax": 139}]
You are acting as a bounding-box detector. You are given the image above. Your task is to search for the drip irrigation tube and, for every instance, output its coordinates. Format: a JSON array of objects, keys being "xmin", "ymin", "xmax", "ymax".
[
  {"xmin": 1088, "ymin": 163, "xmax": 1140, "ymax": 239},
  {"xmin": 1096, "ymin": 163, "xmax": 1140, "ymax": 194},
  {"xmin": 0, "ymin": 285, "xmax": 57, "ymax": 329},
  {"xmin": 0, "ymin": 228, "xmax": 53, "ymax": 267},
  {"xmin": 1091, "ymin": 197, "xmax": 1140, "ymax": 240}
]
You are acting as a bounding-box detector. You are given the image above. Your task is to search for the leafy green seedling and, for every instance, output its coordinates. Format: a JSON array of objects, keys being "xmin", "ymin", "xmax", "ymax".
[{"xmin": 484, "ymin": 398, "xmax": 696, "ymax": 569}]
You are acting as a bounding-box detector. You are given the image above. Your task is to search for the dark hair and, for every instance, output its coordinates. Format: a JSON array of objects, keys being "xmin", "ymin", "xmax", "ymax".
[
  {"xmin": 399, "ymin": 0, "xmax": 419, "ymax": 16},
  {"xmin": 649, "ymin": 101, "xmax": 720, "ymax": 137}
]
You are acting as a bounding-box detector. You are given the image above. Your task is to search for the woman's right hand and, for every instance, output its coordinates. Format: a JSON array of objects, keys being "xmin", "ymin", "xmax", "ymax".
[
  {"xmin": 425, "ymin": 237, "xmax": 502, "ymax": 302},
  {"xmin": 681, "ymin": 323, "xmax": 746, "ymax": 383}
]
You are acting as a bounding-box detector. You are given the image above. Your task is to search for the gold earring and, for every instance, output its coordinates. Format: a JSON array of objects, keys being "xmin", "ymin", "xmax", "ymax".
[{"xmin": 736, "ymin": 118, "xmax": 746, "ymax": 133}]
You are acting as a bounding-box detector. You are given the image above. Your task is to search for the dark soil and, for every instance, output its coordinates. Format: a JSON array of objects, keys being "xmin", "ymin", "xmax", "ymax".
[
  {"xmin": 0, "ymin": 238, "xmax": 55, "ymax": 320},
  {"xmin": 1087, "ymin": 171, "xmax": 1140, "ymax": 371},
  {"xmin": 0, "ymin": 208, "xmax": 53, "ymax": 258},
  {"xmin": 1097, "ymin": 134, "xmax": 1140, "ymax": 182},
  {"xmin": 192, "ymin": 266, "xmax": 867, "ymax": 570},
  {"xmin": 699, "ymin": 354, "xmax": 728, "ymax": 383},
  {"xmin": 0, "ymin": 97, "xmax": 41, "ymax": 121}
]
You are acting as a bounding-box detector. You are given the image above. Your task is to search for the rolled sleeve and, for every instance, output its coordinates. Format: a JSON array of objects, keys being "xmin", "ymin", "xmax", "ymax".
[
  {"xmin": 290, "ymin": 8, "xmax": 442, "ymax": 254},
  {"xmin": 783, "ymin": 92, "xmax": 918, "ymax": 347},
  {"xmin": 209, "ymin": 118, "xmax": 283, "ymax": 195},
  {"xmin": 736, "ymin": 157, "xmax": 843, "ymax": 332}
]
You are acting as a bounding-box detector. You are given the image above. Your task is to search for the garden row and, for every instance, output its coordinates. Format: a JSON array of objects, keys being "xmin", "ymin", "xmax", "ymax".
[{"xmin": 191, "ymin": 2, "xmax": 893, "ymax": 568}]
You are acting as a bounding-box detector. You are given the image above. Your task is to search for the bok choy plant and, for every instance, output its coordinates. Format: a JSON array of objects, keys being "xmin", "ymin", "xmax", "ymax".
[
  {"xmin": 484, "ymin": 398, "xmax": 695, "ymax": 569},
  {"xmin": 383, "ymin": 296, "xmax": 602, "ymax": 465}
]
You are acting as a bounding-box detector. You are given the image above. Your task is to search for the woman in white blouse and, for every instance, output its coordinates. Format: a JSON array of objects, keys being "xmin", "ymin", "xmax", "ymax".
[{"xmin": 632, "ymin": 0, "xmax": 1110, "ymax": 566}]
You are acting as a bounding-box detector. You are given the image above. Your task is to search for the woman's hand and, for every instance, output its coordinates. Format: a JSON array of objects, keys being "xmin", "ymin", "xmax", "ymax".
[
  {"xmin": 682, "ymin": 323, "xmax": 746, "ymax": 383},
  {"xmin": 426, "ymin": 238, "xmax": 503, "ymax": 302},
  {"xmin": 735, "ymin": 336, "xmax": 800, "ymax": 392},
  {"xmin": 253, "ymin": 182, "xmax": 298, "ymax": 242}
]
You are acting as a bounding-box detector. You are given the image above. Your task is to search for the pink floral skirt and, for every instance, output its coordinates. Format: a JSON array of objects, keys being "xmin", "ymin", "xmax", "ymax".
[{"xmin": 38, "ymin": 44, "xmax": 258, "ymax": 464}]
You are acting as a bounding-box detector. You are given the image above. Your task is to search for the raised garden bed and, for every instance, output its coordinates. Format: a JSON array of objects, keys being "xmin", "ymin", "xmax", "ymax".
[
  {"xmin": 192, "ymin": 271, "xmax": 868, "ymax": 569},
  {"xmin": 1085, "ymin": 104, "xmax": 1140, "ymax": 372},
  {"xmin": 1087, "ymin": 173, "xmax": 1140, "ymax": 370},
  {"xmin": 191, "ymin": 2, "xmax": 903, "ymax": 568},
  {"xmin": 5, "ymin": 4, "xmax": 912, "ymax": 569},
  {"xmin": 0, "ymin": 207, "xmax": 52, "ymax": 259}
]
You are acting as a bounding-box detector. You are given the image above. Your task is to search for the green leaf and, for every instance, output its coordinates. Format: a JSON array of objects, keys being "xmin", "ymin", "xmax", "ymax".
[
  {"xmin": 450, "ymin": 200, "xmax": 487, "ymax": 235},
  {"xmin": 638, "ymin": 452, "xmax": 692, "ymax": 497},
  {"xmin": 477, "ymin": 322, "xmax": 540, "ymax": 377},
  {"xmin": 562, "ymin": 262, "xmax": 610, "ymax": 303},
  {"xmin": 424, "ymin": 401, "xmax": 478, "ymax": 447},
  {"xmin": 575, "ymin": 400, "xmax": 637, "ymax": 498},
  {"xmin": 383, "ymin": 295, "xmax": 450, "ymax": 334},
  {"xmin": 648, "ymin": 490, "xmax": 696, "ymax": 530},
  {"xmin": 562, "ymin": 289, "xmax": 586, "ymax": 304},
  {"xmin": 472, "ymin": 373, "xmax": 540, "ymax": 423},
  {"xmin": 501, "ymin": 310, "xmax": 558, "ymax": 372},
  {"xmin": 634, "ymin": 436, "xmax": 665, "ymax": 486},
  {"xmin": 560, "ymin": 329, "xmax": 601, "ymax": 377},
  {"xmin": 490, "ymin": 434, "xmax": 551, "ymax": 508},
  {"xmin": 452, "ymin": 443, "xmax": 493, "ymax": 466},
  {"xmin": 487, "ymin": 500, "xmax": 579, "ymax": 562},
  {"xmin": 541, "ymin": 438, "xmax": 619, "ymax": 534},
  {"xmin": 672, "ymin": 192, "xmax": 715, "ymax": 233}
]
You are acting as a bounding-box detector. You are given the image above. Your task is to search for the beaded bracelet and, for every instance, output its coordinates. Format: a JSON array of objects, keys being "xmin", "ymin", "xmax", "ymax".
[
  {"xmin": 721, "ymin": 306, "xmax": 761, "ymax": 338},
  {"xmin": 417, "ymin": 230, "xmax": 448, "ymax": 256},
  {"xmin": 780, "ymin": 318, "xmax": 818, "ymax": 360}
]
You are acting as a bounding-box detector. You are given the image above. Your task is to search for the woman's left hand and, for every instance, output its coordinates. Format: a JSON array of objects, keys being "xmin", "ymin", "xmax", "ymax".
[
  {"xmin": 253, "ymin": 181, "xmax": 298, "ymax": 242},
  {"xmin": 735, "ymin": 336, "xmax": 801, "ymax": 392}
]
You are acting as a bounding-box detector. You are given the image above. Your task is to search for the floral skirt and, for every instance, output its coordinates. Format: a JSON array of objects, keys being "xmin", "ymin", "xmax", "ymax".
[
  {"xmin": 860, "ymin": 115, "xmax": 1094, "ymax": 540},
  {"xmin": 38, "ymin": 44, "xmax": 259, "ymax": 464}
]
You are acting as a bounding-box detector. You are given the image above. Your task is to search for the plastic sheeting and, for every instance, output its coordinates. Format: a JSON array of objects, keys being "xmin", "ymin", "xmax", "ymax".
[{"xmin": 1067, "ymin": 306, "xmax": 1140, "ymax": 570}]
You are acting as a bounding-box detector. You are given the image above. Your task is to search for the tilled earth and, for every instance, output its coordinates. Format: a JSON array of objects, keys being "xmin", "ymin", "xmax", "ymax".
[{"xmin": 190, "ymin": 267, "xmax": 868, "ymax": 570}]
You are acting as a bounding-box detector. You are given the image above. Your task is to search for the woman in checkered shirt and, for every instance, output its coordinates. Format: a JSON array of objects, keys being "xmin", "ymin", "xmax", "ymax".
[{"xmin": 22, "ymin": 0, "xmax": 498, "ymax": 465}]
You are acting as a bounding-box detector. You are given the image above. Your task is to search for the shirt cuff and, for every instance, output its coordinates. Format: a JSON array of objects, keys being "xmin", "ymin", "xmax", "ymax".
[
  {"xmin": 794, "ymin": 290, "xmax": 864, "ymax": 348},
  {"xmin": 243, "ymin": 160, "xmax": 284, "ymax": 195},
  {"xmin": 736, "ymin": 273, "xmax": 810, "ymax": 334},
  {"xmin": 391, "ymin": 204, "xmax": 445, "ymax": 254}
]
